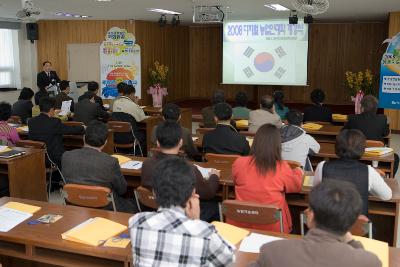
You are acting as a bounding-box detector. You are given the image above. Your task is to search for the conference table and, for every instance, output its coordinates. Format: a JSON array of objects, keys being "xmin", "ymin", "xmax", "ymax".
[
  {"xmin": 119, "ymin": 155, "xmax": 400, "ymax": 246},
  {"xmin": 1, "ymin": 197, "xmax": 398, "ymax": 267}
]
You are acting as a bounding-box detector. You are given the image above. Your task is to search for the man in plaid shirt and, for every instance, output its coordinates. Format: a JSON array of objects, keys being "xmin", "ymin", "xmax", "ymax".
[{"xmin": 129, "ymin": 157, "xmax": 235, "ymax": 266}]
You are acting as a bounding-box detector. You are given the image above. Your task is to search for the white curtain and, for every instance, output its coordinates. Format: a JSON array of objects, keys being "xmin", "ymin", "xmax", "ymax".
[{"xmin": 0, "ymin": 29, "xmax": 20, "ymax": 88}]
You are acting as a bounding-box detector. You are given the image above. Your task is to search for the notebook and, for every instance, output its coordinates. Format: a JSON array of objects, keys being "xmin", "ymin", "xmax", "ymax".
[
  {"xmin": 120, "ymin": 160, "xmax": 143, "ymax": 170},
  {"xmin": 239, "ymin": 233, "xmax": 283, "ymax": 253},
  {"xmin": 211, "ymin": 221, "xmax": 249, "ymax": 245},
  {"xmin": 353, "ymin": 236, "xmax": 388, "ymax": 267},
  {"xmin": 2, "ymin": 202, "xmax": 41, "ymax": 214},
  {"xmin": 0, "ymin": 149, "xmax": 26, "ymax": 159},
  {"xmin": 302, "ymin": 123, "xmax": 323, "ymax": 131},
  {"xmin": 112, "ymin": 154, "xmax": 132, "ymax": 165},
  {"xmin": 364, "ymin": 147, "xmax": 393, "ymax": 157},
  {"xmin": 62, "ymin": 217, "xmax": 127, "ymax": 246}
]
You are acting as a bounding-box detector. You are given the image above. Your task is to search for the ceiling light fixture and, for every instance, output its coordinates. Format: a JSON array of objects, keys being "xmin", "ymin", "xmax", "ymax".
[
  {"xmin": 148, "ymin": 8, "xmax": 182, "ymax": 15},
  {"xmin": 158, "ymin": 14, "xmax": 167, "ymax": 27},
  {"xmin": 54, "ymin": 12, "xmax": 91, "ymax": 18},
  {"xmin": 289, "ymin": 10, "xmax": 298, "ymax": 24},
  {"xmin": 171, "ymin": 15, "xmax": 180, "ymax": 26},
  {"xmin": 264, "ymin": 4, "xmax": 290, "ymax": 11}
]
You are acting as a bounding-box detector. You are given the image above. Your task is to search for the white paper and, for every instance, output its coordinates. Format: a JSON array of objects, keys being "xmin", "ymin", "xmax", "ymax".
[
  {"xmin": 140, "ymin": 106, "xmax": 147, "ymax": 109},
  {"xmin": 239, "ymin": 233, "xmax": 284, "ymax": 253},
  {"xmin": 0, "ymin": 146, "xmax": 9, "ymax": 152},
  {"xmin": 120, "ymin": 160, "xmax": 143, "ymax": 170},
  {"xmin": 194, "ymin": 164, "xmax": 212, "ymax": 178},
  {"xmin": 59, "ymin": 100, "xmax": 72, "ymax": 116},
  {"xmin": 0, "ymin": 207, "xmax": 32, "ymax": 232},
  {"xmin": 192, "ymin": 137, "xmax": 199, "ymax": 141}
]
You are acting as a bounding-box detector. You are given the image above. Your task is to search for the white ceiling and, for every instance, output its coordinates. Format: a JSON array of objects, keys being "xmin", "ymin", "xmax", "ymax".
[{"xmin": 0, "ymin": 0, "xmax": 399, "ymax": 23}]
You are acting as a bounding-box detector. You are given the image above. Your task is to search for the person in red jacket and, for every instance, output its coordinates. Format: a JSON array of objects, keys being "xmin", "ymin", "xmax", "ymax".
[{"xmin": 230, "ymin": 123, "xmax": 303, "ymax": 233}]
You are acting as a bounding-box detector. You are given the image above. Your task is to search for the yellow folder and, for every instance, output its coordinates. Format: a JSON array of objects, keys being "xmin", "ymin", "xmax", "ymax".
[
  {"xmin": 303, "ymin": 176, "xmax": 314, "ymax": 187},
  {"xmin": 211, "ymin": 221, "xmax": 250, "ymax": 245},
  {"xmin": 103, "ymin": 237, "xmax": 131, "ymax": 248},
  {"xmin": 364, "ymin": 147, "xmax": 393, "ymax": 157},
  {"xmin": 332, "ymin": 114, "xmax": 348, "ymax": 120},
  {"xmin": 112, "ymin": 154, "xmax": 132, "ymax": 165},
  {"xmin": 2, "ymin": 202, "xmax": 41, "ymax": 214},
  {"xmin": 236, "ymin": 120, "xmax": 249, "ymax": 128},
  {"xmin": 0, "ymin": 146, "xmax": 12, "ymax": 153},
  {"xmin": 353, "ymin": 236, "xmax": 388, "ymax": 267},
  {"xmin": 302, "ymin": 123, "xmax": 323, "ymax": 131},
  {"xmin": 61, "ymin": 217, "xmax": 127, "ymax": 246}
]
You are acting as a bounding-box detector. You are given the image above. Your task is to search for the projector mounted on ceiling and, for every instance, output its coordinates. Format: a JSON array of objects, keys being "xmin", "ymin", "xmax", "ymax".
[
  {"xmin": 193, "ymin": 6, "xmax": 225, "ymax": 24},
  {"xmin": 16, "ymin": 0, "xmax": 41, "ymax": 20},
  {"xmin": 292, "ymin": 0, "xmax": 329, "ymax": 15}
]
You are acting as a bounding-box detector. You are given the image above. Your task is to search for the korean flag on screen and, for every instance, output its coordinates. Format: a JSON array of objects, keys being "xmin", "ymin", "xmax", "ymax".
[{"xmin": 234, "ymin": 42, "xmax": 295, "ymax": 84}]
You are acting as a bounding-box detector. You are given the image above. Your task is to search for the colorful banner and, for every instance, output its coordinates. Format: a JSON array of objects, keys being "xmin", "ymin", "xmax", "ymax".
[
  {"xmin": 379, "ymin": 32, "xmax": 400, "ymax": 109},
  {"xmin": 100, "ymin": 27, "xmax": 141, "ymax": 99}
]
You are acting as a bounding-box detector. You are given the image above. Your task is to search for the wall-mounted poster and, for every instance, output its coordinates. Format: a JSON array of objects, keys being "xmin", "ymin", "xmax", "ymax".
[
  {"xmin": 100, "ymin": 27, "xmax": 141, "ymax": 99},
  {"xmin": 379, "ymin": 32, "xmax": 400, "ymax": 109}
]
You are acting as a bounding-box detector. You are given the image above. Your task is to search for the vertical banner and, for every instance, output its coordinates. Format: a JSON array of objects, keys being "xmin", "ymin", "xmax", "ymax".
[
  {"xmin": 100, "ymin": 27, "xmax": 141, "ymax": 99},
  {"xmin": 379, "ymin": 32, "xmax": 400, "ymax": 109}
]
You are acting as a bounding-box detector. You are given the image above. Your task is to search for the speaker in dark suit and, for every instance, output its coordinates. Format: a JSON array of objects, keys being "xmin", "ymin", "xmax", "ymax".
[{"xmin": 37, "ymin": 61, "xmax": 60, "ymax": 90}]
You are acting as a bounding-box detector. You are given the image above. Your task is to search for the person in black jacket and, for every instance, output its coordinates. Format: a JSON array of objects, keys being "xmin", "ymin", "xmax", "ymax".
[
  {"xmin": 28, "ymin": 97, "xmax": 84, "ymax": 168},
  {"xmin": 74, "ymin": 91, "xmax": 109, "ymax": 125},
  {"xmin": 202, "ymin": 102, "xmax": 250, "ymax": 156},
  {"xmin": 78, "ymin": 81, "xmax": 106, "ymax": 110},
  {"xmin": 303, "ymin": 89, "xmax": 333, "ymax": 123},
  {"xmin": 37, "ymin": 61, "xmax": 60, "ymax": 90},
  {"xmin": 12, "ymin": 87, "xmax": 34, "ymax": 124}
]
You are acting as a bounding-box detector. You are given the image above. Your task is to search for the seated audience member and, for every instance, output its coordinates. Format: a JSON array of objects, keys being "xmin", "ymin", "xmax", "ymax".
[
  {"xmin": 54, "ymin": 80, "xmax": 74, "ymax": 112},
  {"xmin": 116, "ymin": 82, "xmax": 128, "ymax": 96},
  {"xmin": 250, "ymin": 180, "xmax": 382, "ymax": 267},
  {"xmin": 74, "ymin": 91, "xmax": 109, "ymax": 124},
  {"xmin": 12, "ymin": 87, "xmax": 34, "ymax": 123},
  {"xmin": 273, "ymin": 91, "xmax": 289, "ymax": 120},
  {"xmin": 62, "ymin": 121, "xmax": 137, "ymax": 213},
  {"xmin": 151, "ymin": 103, "xmax": 198, "ymax": 159},
  {"xmin": 34, "ymin": 87, "xmax": 50, "ymax": 105},
  {"xmin": 249, "ymin": 95, "xmax": 282, "ymax": 133},
  {"xmin": 28, "ymin": 97, "xmax": 84, "ymax": 167},
  {"xmin": 78, "ymin": 81, "xmax": 106, "ymax": 110},
  {"xmin": 344, "ymin": 95, "xmax": 399, "ymax": 175},
  {"xmin": 232, "ymin": 91, "xmax": 251, "ymax": 119},
  {"xmin": 231, "ymin": 124, "xmax": 303, "ymax": 233},
  {"xmin": 0, "ymin": 102, "xmax": 20, "ymax": 146},
  {"xmin": 112, "ymin": 85, "xmax": 148, "ymax": 122},
  {"xmin": 314, "ymin": 129, "xmax": 392, "ymax": 215},
  {"xmin": 201, "ymin": 90, "xmax": 225, "ymax": 128},
  {"xmin": 303, "ymin": 88, "xmax": 333, "ymax": 122},
  {"xmin": 142, "ymin": 120, "xmax": 219, "ymax": 221},
  {"xmin": 202, "ymin": 103, "xmax": 250, "ymax": 156},
  {"xmin": 281, "ymin": 110, "xmax": 320, "ymax": 169},
  {"xmin": 130, "ymin": 157, "xmax": 234, "ymax": 266}
]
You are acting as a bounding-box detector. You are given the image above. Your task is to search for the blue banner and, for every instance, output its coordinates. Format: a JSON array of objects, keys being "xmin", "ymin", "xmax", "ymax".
[{"xmin": 379, "ymin": 32, "xmax": 400, "ymax": 109}]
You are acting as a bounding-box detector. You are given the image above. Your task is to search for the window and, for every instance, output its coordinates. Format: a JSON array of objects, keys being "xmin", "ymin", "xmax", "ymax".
[{"xmin": 0, "ymin": 29, "xmax": 21, "ymax": 88}]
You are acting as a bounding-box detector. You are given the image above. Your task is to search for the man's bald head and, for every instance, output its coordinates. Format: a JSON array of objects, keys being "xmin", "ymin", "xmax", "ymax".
[{"xmin": 260, "ymin": 95, "xmax": 274, "ymax": 110}]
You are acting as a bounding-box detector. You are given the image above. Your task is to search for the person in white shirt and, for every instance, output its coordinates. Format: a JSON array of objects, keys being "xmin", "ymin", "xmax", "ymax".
[
  {"xmin": 281, "ymin": 109, "xmax": 320, "ymax": 169},
  {"xmin": 112, "ymin": 85, "xmax": 148, "ymax": 122},
  {"xmin": 249, "ymin": 95, "xmax": 282, "ymax": 133},
  {"xmin": 314, "ymin": 129, "xmax": 392, "ymax": 215}
]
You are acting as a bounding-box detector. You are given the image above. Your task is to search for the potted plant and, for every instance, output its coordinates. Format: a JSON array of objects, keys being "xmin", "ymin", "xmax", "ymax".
[
  {"xmin": 344, "ymin": 69, "xmax": 374, "ymax": 114},
  {"xmin": 148, "ymin": 61, "xmax": 168, "ymax": 108}
]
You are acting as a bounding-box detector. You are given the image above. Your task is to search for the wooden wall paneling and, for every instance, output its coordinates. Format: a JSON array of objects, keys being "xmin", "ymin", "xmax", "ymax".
[{"xmin": 385, "ymin": 12, "xmax": 400, "ymax": 131}]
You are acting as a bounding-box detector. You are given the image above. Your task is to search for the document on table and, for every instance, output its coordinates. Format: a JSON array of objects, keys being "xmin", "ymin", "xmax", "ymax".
[
  {"xmin": 120, "ymin": 160, "xmax": 143, "ymax": 170},
  {"xmin": 353, "ymin": 236, "xmax": 388, "ymax": 267},
  {"xmin": 211, "ymin": 221, "xmax": 249, "ymax": 245},
  {"xmin": 194, "ymin": 164, "xmax": 212, "ymax": 179},
  {"xmin": 0, "ymin": 207, "xmax": 32, "ymax": 232},
  {"xmin": 239, "ymin": 233, "xmax": 284, "ymax": 253},
  {"xmin": 59, "ymin": 100, "xmax": 72, "ymax": 116}
]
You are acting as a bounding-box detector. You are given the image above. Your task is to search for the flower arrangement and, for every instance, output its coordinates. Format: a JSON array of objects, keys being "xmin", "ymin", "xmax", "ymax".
[
  {"xmin": 344, "ymin": 69, "xmax": 375, "ymax": 97},
  {"xmin": 149, "ymin": 61, "xmax": 169, "ymax": 87}
]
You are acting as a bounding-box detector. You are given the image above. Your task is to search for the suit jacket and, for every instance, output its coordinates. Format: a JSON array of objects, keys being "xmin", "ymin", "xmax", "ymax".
[
  {"xmin": 28, "ymin": 113, "xmax": 84, "ymax": 166},
  {"xmin": 74, "ymin": 99, "xmax": 109, "ymax": 125},
  {"xmin": 202, "ymin": 124, "xmax": 250, "ymax": 156},
  {"xmin": 303, "ymin": 104, "xmax": 333, "ymax": 122},
  {"xmin": 54, "ymin": 92, "xmax": 75, "ymax": 112},
  {"xmin": 344, "ymin": 113, "xmax": 389, "ymax": 142},
  {"xmin": 62, "ymin": 147, "xmax": 136, "ymax": 213},
  {"xmin": 249, "ymin": 228, "xmax": 381, "ymax": 267},
  {"xmin": 37, "ymin": 71, "xmax": 60, "ymax": 90},
  {"xmin": 12, "ymin": 99, "xmax": 33, "ymax": 124},
  {"xmin": 249, "ymin": 109, "xmax": 282, "ymax": 133},
  {"xmin": 78, "ymin": 92, "xmax": 106, "ymax": 110}
]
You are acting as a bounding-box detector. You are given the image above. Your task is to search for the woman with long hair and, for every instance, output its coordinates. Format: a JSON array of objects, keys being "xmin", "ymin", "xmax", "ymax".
[{"xmin": 230, "ymin": 124, "xmax": 303, "ymax": 233}]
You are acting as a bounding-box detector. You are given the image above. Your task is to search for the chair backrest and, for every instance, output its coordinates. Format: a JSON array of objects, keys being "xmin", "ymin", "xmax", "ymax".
[
  {"xmin": 205, "ymin": 153, "xmax": 240, "ymax": 165},
  {"xmin": 107, "ymin": 121, "xmax": 132, "ymax": 134},
  {"xmin": 8, "ymin": 115, "xmax": 22, "ymax": 124},
  {"xmin": 366, "ymin": 140, "xmax": 385, "ymax": 148},
  {"xmin": 196, "ymin": 127, "xmax": 214, "ymax": 135},
  {"xmin": 350, "ymin": 215, "xmax": 373, "ymax": 238},
  {"xmin": 16, "ymin": 140, "xmax": 46, "ymax": 149},
  {"xmin": 63, "ymin": 121, "xmax": 84, "ymax": 127},
  {"xmin": 284, "ymin": 160, "xmax": 302, "ymax": 169},
  {"xmin": 239, "ymin": 131, "xmax": 256, "ymax": 137},
  {"xmin": 220, "ymin": 199, "xmax": 283, "ymax": 232},
  {"xmin": 61, "ymin": 183, "xmax": 116, "ymax": 211},
  {"xmin": 134, "ymin": 186, "xmax": 158, "ymax": 211}
]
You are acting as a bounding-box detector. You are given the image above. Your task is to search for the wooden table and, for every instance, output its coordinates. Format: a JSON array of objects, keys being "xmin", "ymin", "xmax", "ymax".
[
  {"xmin": 0, "ymin": 197, "xmax": 132, "ymax": 267},
  {"xmin": 0, "ymin": 148, "xmax": 46, "ymax": 201},
  {"xmin": 142, "ymin": 106, "xmax": 192, "ymax": 133},
  {"xmin": 311, "ymin": 142, "xmax": 395, "ymax": 177}
]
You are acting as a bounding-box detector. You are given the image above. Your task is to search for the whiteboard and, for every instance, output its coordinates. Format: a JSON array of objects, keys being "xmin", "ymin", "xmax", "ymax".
[{"xmin": 67, "ymin": 43, "xmax": 100, "ymax": 83}]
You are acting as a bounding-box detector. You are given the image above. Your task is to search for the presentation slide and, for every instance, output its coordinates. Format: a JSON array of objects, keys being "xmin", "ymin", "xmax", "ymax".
[{"xmin": 223, "ymin": 20, "xmax": 309, "ymax": 86}]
